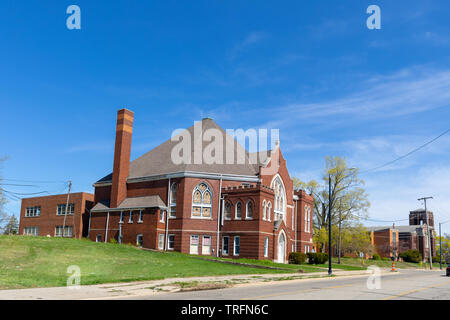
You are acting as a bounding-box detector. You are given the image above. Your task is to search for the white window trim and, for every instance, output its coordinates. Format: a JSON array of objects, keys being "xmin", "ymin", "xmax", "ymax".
[
  {"xmin": 128, "ymin": 211, "xmax": 133, "ymax": 223},
  {"xmin": 158, "ymin": 234, "xmax": 164, "ymax": 250},
  {"xmin": 245, "ymin": 200, "xmax": 253, "ymax": 220},
  {"xmin": 267, "ymin": 202, "xmax": 272, "ymax": 221},
  {"xmin": 233, "ymin": 236, "xmax": 240, "ymax": 256},
  {"xmin": 262, "ymin": 200, "xmax": 267, "ymax": 221},
  {"xmin": 138, "ymin": 210, "xmax": 143, "ymax": 223},
  {"xmin": 136, "ymin": 234, "xmax": 143, "ymax": 247},
  {"xmin": 24, "ymin": 226, "xmax": 38, "ymax": 236},
  {"xmin": 119, "ymin": 211, "xmax": 124, "ymax": 223},
  {"xmin": 190, "ymin": 235, "xmax": 200, "ymax": 255},
  {"xmin": 235, "ymin": 202, "xmax": 242, "ymax": 220},
  {"xmin": 264, "ymin": 237, "xmax": 269, "ymax": 257},
  {"xmin": 168, "ymin": 234, "xmax": 175, "ymax": 250},
  {"xmin": 191, "ymin": 183, "xmax": 213, "ymax": 219},
  {"xmin": 25, "ymin": 206, "xmax": 41, "ymax": 217},
  {"xmin": 170, "ymin": 183, "xmax": 177, "ymax": 218},
  {"xmin": 224, "ymin": 202, "xmax": 232, "ymax": 220},
  {"xmin": 56, "ymin": 203, "xmax": 74, "ymax": 216},
  {"xmin": 159, "ymin": 210, "xmax": 165, "ymax": 223},
  {"xmin": 202, "ymin": 235, "xmax": 212, "ymax": 255}
]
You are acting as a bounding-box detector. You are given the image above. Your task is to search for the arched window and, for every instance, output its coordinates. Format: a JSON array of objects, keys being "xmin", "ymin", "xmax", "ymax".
[
  {"xmin": 262, "ymin": 200, "xmax": 267, "ymax": 220},
  {"xmin": 235, "ymin": 201, "xmax": 242, "ymax": 219},
  {"xmin": 246, "ymin": 201, "xmax": 253, "ymax": 219},
  {"xmin": 224, "ymin": 202, "xmax": 232, "ymax": 220},
  {"xmin": 170, "ymin": 183, "xmax": 177, "ymax": 218},
  {"xmin": 267, "ymin": 202, "xmax": 272, "ymax": 221},
  {"xmin": 305, "ymin": 205, "xmax": 311, "ymax": 232},
  {"xmin": 272, "ymin": 176, "xmax": 286, "ymax": 222},
  {"xmin": 191, "ymin": 183, "xmax": 212, "ymax": 218}
]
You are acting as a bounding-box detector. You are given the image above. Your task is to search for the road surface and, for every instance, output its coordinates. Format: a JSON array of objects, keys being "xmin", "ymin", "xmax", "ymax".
[{"xmin": 131, "ymin": 269, "xmax": 450, "ymax": 300}]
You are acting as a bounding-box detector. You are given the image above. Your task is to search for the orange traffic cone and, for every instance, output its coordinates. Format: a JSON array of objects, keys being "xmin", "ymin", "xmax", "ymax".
[{"xmin": 391, "ymin": 261, "xmax": 396, "ymax": 272}]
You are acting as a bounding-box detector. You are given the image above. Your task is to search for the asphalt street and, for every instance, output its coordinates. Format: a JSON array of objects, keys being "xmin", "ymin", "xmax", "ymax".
[{"xmin": 138, "ymin": 269, "xmax": 450, "ymax": 300}]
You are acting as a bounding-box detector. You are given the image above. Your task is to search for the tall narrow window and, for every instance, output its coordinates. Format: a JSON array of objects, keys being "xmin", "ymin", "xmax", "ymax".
[
  {"xmin": 264, "ymin": 237, "xmax": 269, "ymax": 257},
  {"xmin": 168, "ymin": 235, "xmax": 175, "ymax": 250},
  {"xmin": 170, "ymin": 183, "xmax": 177, "ymax": 218},
  {"xmin": 191, "ymin": 183, "xmax": 212, "ymax": 218},
  {"xmin": 272, "ymin": 176, "xmax": 286, "ymax": 222},
  {"xmin": 190, "ymin": 235, "xmax": 199, "ymax": 254},
  {"xmin": 267, "ymin": 202, "xmax": 272, "ymax": 221},
  {"xmin": 119, "ymin": 211, "xmax": 124, "ymax": 223},
  {"xmin": 235, "ymin": 202, "xmax": 242, "ymax": 219},
  {"xmin": 128, "ymin": 211, "xmax": 133, "ymax": 223},
  {"xmin": 234, "ymin": 236, "xmax": 240, "ymax": 256},
  {"xmin": 246, "ymin": 201, "xmax": 253, "ymax": 219},
  {"xmin": 224, "ymin": 202, "xmax": 231, "ymax": 220},
  {"xmin": 160, "ymin": 210, "xmax": 165, "ymax": 223},
  {"xmin": 262, "ymin": 200, "xmax": 267, "ymax": 220},
  {"xmin": 137, "ymin": 234, "xmax": 143, "ymax": 247},
  {"xmin": 222, "ymin": 236, "xmax": 229, "ymax": 255},
  {"xmin": 138, "ymin": 210, "xmax": 143, "ymax": 222},
  {"xmin": 158, "ymin": 234, "xmax": 164, "ymax": 250}
]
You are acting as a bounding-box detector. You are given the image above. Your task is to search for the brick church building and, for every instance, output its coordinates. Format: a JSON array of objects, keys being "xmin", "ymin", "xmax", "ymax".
[{"xmin": 88, "ymin": 109, "xmax": 314, "ymax": 263}]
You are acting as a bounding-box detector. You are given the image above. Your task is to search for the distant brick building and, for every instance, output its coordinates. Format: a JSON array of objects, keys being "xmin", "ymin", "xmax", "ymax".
[
  {"xmin": 88, "ymin": 109, "xmax": 314, "ymax": 262},
  {"xmin": 19, "ymin": 192, "xmax": 94, "ymax": 238},
  {"xmin": 368, "ymin": 226, "xmax": 399, "ymax": 258},
  {"xmin": 368, "ymin": 209, "xmax": 436, "ymax": 261}
]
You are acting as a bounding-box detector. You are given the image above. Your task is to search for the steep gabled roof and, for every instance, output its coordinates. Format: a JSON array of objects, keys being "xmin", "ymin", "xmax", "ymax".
[{"xmin": 96, "ymin": 118, "xmax": 269, "ymax": 184}]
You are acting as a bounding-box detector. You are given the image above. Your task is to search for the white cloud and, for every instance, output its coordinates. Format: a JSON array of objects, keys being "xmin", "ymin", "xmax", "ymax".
[{"xmin": 260, "ymin": 66, "xmax": 450, "ymax": 129}]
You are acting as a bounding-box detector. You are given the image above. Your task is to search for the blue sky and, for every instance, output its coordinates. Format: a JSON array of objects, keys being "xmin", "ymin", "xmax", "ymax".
[{"xmin": 1, "ymin": 1, "xmax": 450, "ymax": 233}]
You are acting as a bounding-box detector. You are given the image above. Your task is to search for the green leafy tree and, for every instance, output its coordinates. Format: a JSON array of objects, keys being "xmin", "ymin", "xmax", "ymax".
[
  {"xmin": 294, "ymin": 156, "xmax": 370, "ymax": 260},
  {"xmin": 2, "ymin": 215, "xmax": 18, "ymax": 235},
  {"xmin": 436, "ymin": 233, "xmax": 450, "ymax": 262},
  {"xmin": 340, "ymin": 224, "xmax": 374, "ymax": 256}
]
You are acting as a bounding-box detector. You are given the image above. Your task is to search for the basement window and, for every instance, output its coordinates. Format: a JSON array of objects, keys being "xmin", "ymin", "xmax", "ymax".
[
  {"xmin": 23, "ymin": 226, "xmax": 38, "ymax": 236},
  {"xmin": 55, "ymin": 226, "xmax": 73, "ymax": 237}
]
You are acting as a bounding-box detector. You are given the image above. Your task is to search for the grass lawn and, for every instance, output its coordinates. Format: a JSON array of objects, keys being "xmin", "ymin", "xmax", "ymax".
[
  {"xmin": 329, "ymin": 257, "xmax": 440, "ymax": 269},
  {"xmin": 210, "ymin": 256, "xmax": 366, "ymax": 272},
  {"xmin": 0, "ymin": 235, "xmax": 298, "ymax": 290}
]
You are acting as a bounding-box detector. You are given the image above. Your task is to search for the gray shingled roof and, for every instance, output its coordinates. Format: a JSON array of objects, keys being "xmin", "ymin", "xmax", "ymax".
[
  {"xmin": 367, "ymin": 226, "xmax": 392, "ymax": 232},
  {"xmin": 91, "ymin": 195, "xmax": 166, "ymax": 212},
  {"xmin": 96, "ymin": 118, "xmax": 269, "ymax": 184}
]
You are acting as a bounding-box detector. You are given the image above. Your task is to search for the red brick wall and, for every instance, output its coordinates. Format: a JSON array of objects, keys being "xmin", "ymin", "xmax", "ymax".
[
  {"xmin": 19, "ymin": 192, "xmax": 94, "ymax": 238},
  {"xmin": 111, "ymin": 109, "xmax": 134, "ymax": 208}
]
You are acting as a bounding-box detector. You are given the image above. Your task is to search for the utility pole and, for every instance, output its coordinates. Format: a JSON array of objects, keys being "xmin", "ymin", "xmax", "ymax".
[
  {"xmin": 62, "ymin": 180, "xmax": 72, "ymax": 237},
  {"xmin": 440, "ymin": 222, "xmax": 442, "ymax": 270},
  {"xmin": 328, "ymin": 173, "xmax": 332, "ymax": 276},
  {"xmin": 418, "ymin": 197, "xmax": 433, "ymax": 269}
]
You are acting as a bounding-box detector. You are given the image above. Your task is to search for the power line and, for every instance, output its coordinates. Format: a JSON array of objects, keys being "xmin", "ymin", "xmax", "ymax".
[
  {"xmin": 1, "ymin": 178, "xmax": 69, "ymax": 184},
  {"xmin": 2, "ymin": 189, "xmax": 49, "ymax": 196},
  {"xmin": 360, "ymin": 128, "xmax": 450, "ymax": 174}
]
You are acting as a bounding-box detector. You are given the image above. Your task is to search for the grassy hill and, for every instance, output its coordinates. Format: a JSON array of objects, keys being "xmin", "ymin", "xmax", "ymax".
[{"xmin": 0, "ymin": 235, "xmax": 298, "ymax": 289}]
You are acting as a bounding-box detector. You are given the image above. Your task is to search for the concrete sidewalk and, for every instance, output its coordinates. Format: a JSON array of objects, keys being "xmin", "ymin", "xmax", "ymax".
[{"xmin": 0, "ymin": 268, "xmax": 400, "ymax": 300}]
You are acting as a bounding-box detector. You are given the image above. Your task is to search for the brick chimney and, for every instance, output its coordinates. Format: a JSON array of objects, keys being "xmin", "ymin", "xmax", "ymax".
[{"xmin": 110, "ymin": 109, "xmax": 134, "ymax": 208}]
